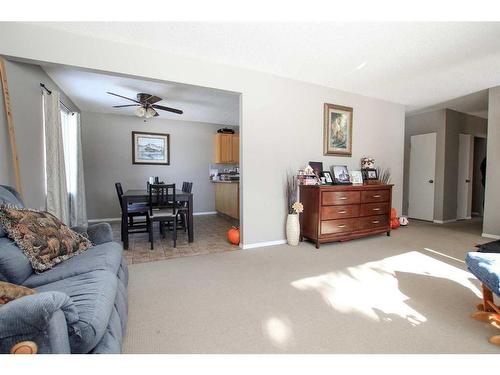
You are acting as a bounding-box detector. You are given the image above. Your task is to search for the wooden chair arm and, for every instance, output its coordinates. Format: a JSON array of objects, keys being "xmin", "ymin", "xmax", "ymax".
[{"xmin": 10, "ymin": 341, "xmax": 38, "ymax": 354}]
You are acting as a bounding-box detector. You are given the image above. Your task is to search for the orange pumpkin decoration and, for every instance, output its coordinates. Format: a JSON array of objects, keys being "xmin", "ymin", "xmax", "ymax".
[
  {"xmin": 227, "ymin": 226, "xmax": 240, "ymax": 245},
  {"xmin": 390, "ymin": 208, "xmax": 400, "ymax": 229}
]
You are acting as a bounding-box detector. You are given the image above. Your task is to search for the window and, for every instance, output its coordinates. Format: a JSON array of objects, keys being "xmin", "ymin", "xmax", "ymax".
[{"xmin": 60, "ymin": 107, "xmax": 78, "ymax": 204}]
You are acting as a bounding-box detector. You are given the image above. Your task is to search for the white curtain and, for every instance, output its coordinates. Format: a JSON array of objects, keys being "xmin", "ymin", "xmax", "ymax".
[
  {"xmin": 43, "ymin": 90, "xmax": 69, "ymax": 224},
  {"xmin": 70, "ymin": 113, "xmax": 87, "ymax": 227}
]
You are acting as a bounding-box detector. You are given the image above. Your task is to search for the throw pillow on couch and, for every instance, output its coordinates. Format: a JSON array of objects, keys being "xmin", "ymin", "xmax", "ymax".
[{"xmin": 0, "ymin": 206, "xmax": 92, "ymax": 273}]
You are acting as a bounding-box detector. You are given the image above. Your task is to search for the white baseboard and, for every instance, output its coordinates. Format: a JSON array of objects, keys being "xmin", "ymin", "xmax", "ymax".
[
  {"xmin": 433, "ymin": 219, "xmax": 457, "ymax": 224},
  {"xmin": 88, "ymin": 211, "xmax": 218, "ymax": 223},
  {"xmin": 241, "ymin": 239, "xmax": 287, "ymax": 249},
  {"xmin": 482, "ymin": 233, "xmax": 500, "ymax": 240},
  {"xmin": 88, "ymin": 217, "xmax": 121, "ymax": 223},
  {"xmin": 194, "ymin": 211, "xmax": 217, "ymax": 216}
]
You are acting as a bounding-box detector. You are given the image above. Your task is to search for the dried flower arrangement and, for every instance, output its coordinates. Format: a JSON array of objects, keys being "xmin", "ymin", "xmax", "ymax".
[
  {"xmin": 377, "ymin": 167, "xmax": 391, "ymax": 184},
  {"xmin": 285, "ymin": 171, "xmax": 299, "ymax": 214}
]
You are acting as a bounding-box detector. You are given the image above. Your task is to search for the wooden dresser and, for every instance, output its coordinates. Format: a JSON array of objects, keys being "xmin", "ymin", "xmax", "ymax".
[{"xmin": 299, "ymin": 183, "xmax": 393, "ymax": 248}]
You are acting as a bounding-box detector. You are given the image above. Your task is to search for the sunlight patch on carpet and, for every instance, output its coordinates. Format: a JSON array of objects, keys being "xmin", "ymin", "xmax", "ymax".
[
  {"xmin": 262, "ymin": 316, "xmax": 294, "ymax": 349},
  {"xmin": 291, "ymin": 251, "xmax": 480, "ymax": 325}
]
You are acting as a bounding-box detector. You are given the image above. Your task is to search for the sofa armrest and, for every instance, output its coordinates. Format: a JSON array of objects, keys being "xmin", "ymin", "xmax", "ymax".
[
  {"xmin": 0, "ymin": 291, "xmax": 80, "ymax": 354},
  {"xmin": 87, "ymin": 222, "xmax": 114, "ymax": 245}
]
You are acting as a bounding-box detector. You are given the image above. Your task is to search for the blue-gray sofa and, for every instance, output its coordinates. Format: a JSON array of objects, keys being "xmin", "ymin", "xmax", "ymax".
[{"xmin": 0, "ymin": 185, "xmax": 128, "ymax": 354}]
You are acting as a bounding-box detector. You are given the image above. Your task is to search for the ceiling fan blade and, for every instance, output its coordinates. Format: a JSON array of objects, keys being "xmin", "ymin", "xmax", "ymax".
[
  {"xmin": 152, "ymin": 104, "xmax": 183, "ymax": 114},
  {"xmin": 107, "ymin": 92, "xmax": 140, "ymax": 103},
  {"xmin": 153, "ymin": 109, "xmax": 159, "ymax": 117},
  {"xmin": 137, "ymin": 93, "xmax": 162, "ymax": 104},
  {"xmin": 113, "ymin": 104, "xmax": 140, "ymax": 108},
  {"xmin": 148, "ymin": 96, "xmax": 162, "ymax": 104}
]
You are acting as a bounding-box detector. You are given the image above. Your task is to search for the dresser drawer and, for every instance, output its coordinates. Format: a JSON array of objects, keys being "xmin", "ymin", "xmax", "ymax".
[
  {"xmin": 322, "ymin": 205, "xmax": 360, "ymax": 220},
  {"xmin": 361, "ymin": 190, "xmax": 390, "ymax": 203},
  {"xmin": 360, "ymin": 202, "xmax": 390, "ymax": 217},
  {"xmin": 321, "ymin": 218, "xmax": 358, "ymax": 235},
  {"xmin": 358, "ymin": 215, "xmax": 389, "ymax": 230},
  {"xmin": 322, "ymin": 191, "xmax": 360, "ymax": 206}
]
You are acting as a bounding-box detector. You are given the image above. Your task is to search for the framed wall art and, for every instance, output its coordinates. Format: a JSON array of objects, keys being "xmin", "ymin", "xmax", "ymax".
[
  {"xmin": 324, "ymin": 103, "xmax": 353, "ymax": 156},
  {"xmin": 132, "ymin": 131, "xmax": 170, "ymax": 165}
]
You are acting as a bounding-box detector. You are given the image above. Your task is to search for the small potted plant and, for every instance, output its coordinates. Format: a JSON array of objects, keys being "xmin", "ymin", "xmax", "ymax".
[{"xmin": 285, "ymin": 172, "xmax": 303, "ymax": 246}]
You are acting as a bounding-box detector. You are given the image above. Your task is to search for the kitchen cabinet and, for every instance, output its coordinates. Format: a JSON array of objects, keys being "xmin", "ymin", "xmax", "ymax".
[
  {"xmin": 215, "ymin": 182, "xmax": 239, "ymax": 219},
  {"xmin": 214, "ymin": 133, "xmax": 239, "ymax": 164}
]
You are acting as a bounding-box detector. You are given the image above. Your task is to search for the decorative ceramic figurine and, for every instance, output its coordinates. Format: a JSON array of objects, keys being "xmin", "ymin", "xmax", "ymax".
[
  {"xmin": 303, "ymin": 164, "xmax": 315, "ymax": 175},
  {"xmin": 361, "ymin": 156, "xmax": 375, "ymax": 169}
]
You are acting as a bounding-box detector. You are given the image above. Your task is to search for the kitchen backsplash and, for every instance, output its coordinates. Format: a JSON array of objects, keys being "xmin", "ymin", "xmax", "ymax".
[{"xmin": 209, "ymin": 163, "xmax": 239, "ymax": 181}]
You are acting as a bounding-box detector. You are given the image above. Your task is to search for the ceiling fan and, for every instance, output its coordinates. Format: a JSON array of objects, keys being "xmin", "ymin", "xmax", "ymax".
[{"xmin": 107, "ymin": 92, "xmax": 183, "ymax": 119}]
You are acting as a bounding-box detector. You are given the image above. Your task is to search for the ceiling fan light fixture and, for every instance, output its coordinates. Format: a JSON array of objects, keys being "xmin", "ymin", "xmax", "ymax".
[
  {"xmin": 145, "ymin": 107, "xmax": 156, "ymax": 119},
  {"xmin": 135, "ymin": 106, "xmax": 146, "ymax": 117}
]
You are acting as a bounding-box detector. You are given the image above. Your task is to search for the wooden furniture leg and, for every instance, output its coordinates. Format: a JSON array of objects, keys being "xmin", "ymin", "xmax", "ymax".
[
  {"xmin": 471, "ymin": 283, "xmax": 500, "ymax": 346},
  {"xmin": 10, "ymin": 341, "xmax": 38, "ymax": 354},
  {"xmin": 490, "ymin": 336, "xmax": 500, "ymax": 345}
]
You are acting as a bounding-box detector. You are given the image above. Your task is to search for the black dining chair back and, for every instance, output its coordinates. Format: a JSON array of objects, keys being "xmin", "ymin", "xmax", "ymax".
[
  {"xmin": 182, "ymin": 182, "xmax": 193, "ymax": 193},
  {"xmin": 116, "ymin": 182, "xmax": 150, "ymax": 243},
  {"xmin": 148, "ymin": 183, "xmax": 178, "ymax": 249},
  {"xmin": 115, "ymin": 182, "xmax": 124, "ymax": 207},
  {"xmin": 149, "ymin": 184, "xmax": 176, "ymax": 215}
]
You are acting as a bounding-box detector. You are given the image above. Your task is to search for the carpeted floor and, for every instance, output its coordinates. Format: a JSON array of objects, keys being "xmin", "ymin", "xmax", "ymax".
[{"xmin": 123, "ymin": 218, "xmax": 500, "ymax": 353}]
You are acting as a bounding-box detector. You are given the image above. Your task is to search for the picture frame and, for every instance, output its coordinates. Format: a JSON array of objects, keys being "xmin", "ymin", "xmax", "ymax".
[
  {"xmin": 309, "ymin": 161, "xmax": 323, "ymax": 179},
  {"xmin": 332, "ymin": 165, "xmax": 351, "ymax": 184},
  {"xmin": 324, "ymin": 103, "xmax": 353, "ymax": 156},
  {"xmin": 349, "ymin": 170, "xmax": 363, "ymax": 184},
  {"xmin": 132, "ymin": 131, "xmax": 170, "ymax": 165},
  {"xmin": 321, "ymin": 171, "xmax": 334, "ymax": 184},
  {"xmin": 362, "ymin": 168, "xmax": 378, "ymax": 180}
]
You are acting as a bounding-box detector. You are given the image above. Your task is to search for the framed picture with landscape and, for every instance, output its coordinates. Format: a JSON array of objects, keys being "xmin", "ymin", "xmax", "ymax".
[
  {"xmin": 132, "ymin": 131, "xmax": 170, "ymax": 165},
  {"xmin": 324, "ymin": 103, "xmax": 353, "ymax": 156}
]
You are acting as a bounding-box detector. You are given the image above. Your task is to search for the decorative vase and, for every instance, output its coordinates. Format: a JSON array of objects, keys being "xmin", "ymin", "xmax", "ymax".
[{"xmin": 286, "ymin": 213, "xmax": 300, "ymax": 246}]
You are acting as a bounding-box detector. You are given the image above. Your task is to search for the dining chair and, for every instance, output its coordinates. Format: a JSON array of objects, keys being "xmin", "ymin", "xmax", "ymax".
[
  {"xmin": 115, "ymin": 182, "xmax": 150, "ymax": 241},
  {"xmin": 177, "ymin": 182, "xmax": 193, "ymax": 232},
  {"xmin": 148, "ymin": 183, "xmax": 179, "ymax": 249}
]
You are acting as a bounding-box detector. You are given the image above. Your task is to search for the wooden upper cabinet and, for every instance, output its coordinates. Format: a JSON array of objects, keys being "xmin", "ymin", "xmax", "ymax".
[
  {"xmin": 231, "ymin": 134, "xmax": 239, "ymax": 163},
  {"xmin": 214, "ymin": 133, "xmax": 239, "ymax": 163}
]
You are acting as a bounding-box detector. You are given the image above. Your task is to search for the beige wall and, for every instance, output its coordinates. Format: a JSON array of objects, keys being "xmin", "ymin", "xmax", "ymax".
[
  {"xmin": 81, "ymin": 111, "xmax": 232, "ymax": 219},
  {"xmin": 443, "ymin": 109, "xmax": 487, "ymax": 221},
  {"xmin": 404, "ymin": 108, "xmax": 488, "ymax": 222},
  {"xmin": 0, "ymin": 59, "xmax": 78, "ymax": 209},
  {"xmin": 0, "ymin": 23, "xmax": 405, "ymax": 246},
  {"xmin": 403, "ymin": 109, "xmax": 446, "ymax": 220},
  {"xmin": 483, "ymin": 87, "xmax": 500, "ymax": 238}
]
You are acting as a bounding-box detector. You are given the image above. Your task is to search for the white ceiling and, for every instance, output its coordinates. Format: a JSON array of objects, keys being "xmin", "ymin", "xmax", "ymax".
[
  {"xmin": 42, "ymin": 65, "xmax": 240, "ymax": 125},
  {"xmin": 407, "ymin": 89, "xmax": 489, "ymax": 119},
  {"xmin": 32, "ymin": 22, "xmax": 500, "ymax": 111}
]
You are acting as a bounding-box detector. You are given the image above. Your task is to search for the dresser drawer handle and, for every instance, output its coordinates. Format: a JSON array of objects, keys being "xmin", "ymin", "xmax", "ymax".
[
  {"xmin": 372, "ymin": 220, "xmax": 380, "ymax": 224},
  {"xmin": 373, "ymin": 208, "xmax": 380, "ymax": 211},
  {"xmin": 373, "ymin": 195, "xmax": 381, "ymax": 198},
  {"xmin": 339, "ymin": 197, "xmax": 348, "ymax": 200},
  {"xmin": 338, "ymin": 210, "xmax": 347, "ymax": 214},
  {"xmin": 338, "ymin": 224, "xmax": 347, "ymax": 228}
]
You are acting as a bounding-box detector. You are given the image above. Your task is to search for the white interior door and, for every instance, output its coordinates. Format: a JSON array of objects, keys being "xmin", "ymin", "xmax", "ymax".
[
  {"xmin": 457, "ymin": 134, "xmax": 474, "ymax": 220},
  {"xmin": 409, "ymin": 133, "xmax": 436, "ymax": 221}
]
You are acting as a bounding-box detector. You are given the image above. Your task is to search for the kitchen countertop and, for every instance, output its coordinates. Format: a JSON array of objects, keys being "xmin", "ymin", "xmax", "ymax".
[{"xmin": 210, "ymin": 180, "xmax": 240, "ymax": 184}]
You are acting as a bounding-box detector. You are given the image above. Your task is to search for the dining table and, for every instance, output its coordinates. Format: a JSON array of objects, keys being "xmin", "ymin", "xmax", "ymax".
[{"xmin": 121, "ymin": 189, "xmax": 194, "ymax": 250}]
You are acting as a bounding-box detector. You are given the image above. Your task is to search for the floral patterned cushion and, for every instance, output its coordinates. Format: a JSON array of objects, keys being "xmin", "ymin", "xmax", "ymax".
[
  {"xmin": 0, "ymin": 206, "xmax": 92, "ymax": 272},
  {"xmin": 0, "ymin": 280, "xmax": 35, "ymax": 304}
]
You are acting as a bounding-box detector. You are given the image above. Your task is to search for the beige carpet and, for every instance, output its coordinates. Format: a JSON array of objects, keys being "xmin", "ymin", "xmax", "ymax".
[{"xmin": 123, "ymin": 218, "xmax": 500, "ymax": 353}]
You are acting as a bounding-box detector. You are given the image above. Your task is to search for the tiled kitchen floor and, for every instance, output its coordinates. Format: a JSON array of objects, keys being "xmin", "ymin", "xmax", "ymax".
[{"xmin": 111, "ymin": 214, "xmax": 240, "ymax": 265}]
